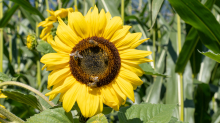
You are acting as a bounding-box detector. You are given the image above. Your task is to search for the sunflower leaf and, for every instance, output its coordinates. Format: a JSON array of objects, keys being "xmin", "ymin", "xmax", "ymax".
[
  {"xmin": 199, "ymin": 50, "xmax": 220, "ymax": 63},
  {"xmin": 26, "ymin": 107, "xmax": 74, "ymax": 123},
  {"xmin": 168, "ymin": 116, "xmax": 188, "ymax": 123},
  {"xmin": 36, "ymin": 41, "xmax": 56, "ymax": 54},
  {"xmin": 0, "ymin": 72, "xmax": 12, "ymax": 82},
  {"xmin": 142, "ymin": 63, "xmax": 167, "ymax": 77},
  {"xmin": 1, "ymin": 89, "xmax": 43, "ymax": 111},
  {"xmin": 118, "ymin": 103, "xmax": 177, "ymax": 123},
  {"xmin": 86, "ymin": 113, "xmax": 108, "ymax": 123}
]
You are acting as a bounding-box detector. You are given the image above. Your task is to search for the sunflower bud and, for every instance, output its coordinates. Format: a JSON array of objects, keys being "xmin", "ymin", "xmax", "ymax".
[{"xmin": 26, "ymin": 34, "xmax": 38, "ymax": 50}]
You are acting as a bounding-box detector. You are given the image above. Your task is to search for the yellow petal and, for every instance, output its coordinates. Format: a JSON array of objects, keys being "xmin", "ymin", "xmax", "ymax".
[
  {"xmin": 47, "ymin": 35, "xmax": 72, "ymax": 54},
  {"xmin": 97, "ymin": 9, "xmax": 107, "ymax": 37},
  {"xmin": 116, "ymin": 76, "xmax": 135, "ymax": 102},
  {"xmin": 77, "ymin": 85, "xmax": 102, "ymax": 117},
  {"xmin": 46, "ymin": 75, "xmax": 75, "ymax": 95},
  {"xmin": 47, "ymin": 67, "xmax": 71, "ymax": 88},
  {"xmin": 49, "ymin": 93, "xmax": 58, "ymax": 101},
  {"xmin": 63, "ymin": 82, "xmax": 81, "ymax": 112},
  {"xmin": 115, "ymin": 33, "xmax": 142, "ymax": 49},
  {"xmin": 120, "ymin": 49, "xmax": 152, "ymax": 59},
  {"xmin": 57, "ymin": 17, "xmax": 81, "ymax": 47},
  {"xmin": 122, "ymin": 58, "xmax": 153, "ymax": 66},
  {"xmin": 119, "ymin": 67, "xmax": 143, "ymax": 86},
  {"xmin": 130, "ymin": 38, "xmax": 150, "ymax": 49},
  {"xmin": 90, "ymin": 6, "xmax": 99, "ymax": 36},
  {"xmin": 121, "ymin": 62, "xmax": 144, "ymax": 76},
  {"xmin": 68, "ymin": 12, "xmax": 89, "ymax": 38},
  {"xmin": 102, "ymin": 16, "xmax": 122, "ymax": 40},
  {"xmin": 110, "ymin": 26, "xmax": 131, "ymax": 43}
]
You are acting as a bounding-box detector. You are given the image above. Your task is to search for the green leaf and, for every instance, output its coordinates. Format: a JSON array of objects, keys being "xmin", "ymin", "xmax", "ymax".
[
  {"xmin": 168, "ymin": 116, "xmax": 188, "ymax": 123},
  {"xmin": 36, "ymin": 41, "xmax": 56, "ymax": 54},
  {"xmin": 200, "ymin": 50, "xmax": 220, "ymax": 63},
  {"xmin": 26, "ymin": 107, "xmax": 74, "ymax": 123},
  {"xmin": 151, "ymin": 0, "xmax": 164, "ymax": 28},
  {"xmin": 175, "ymin": 28, "xmax": 200, "ymax": 73},
  {"xmin": 0, "ymin": 4, "xmax": 19, "ymax": 28},
  {"xmin": 141, "ymin": 63, "xmax": 166, "ymax": 77},
  {"xmin": 102, "ymin": 107, "xmax": 113, "ymax": 115},
  {"xmin": 98, "ymin": 0, "xmax": 121, "ymax": 17},
  {"xmin": 168, "ymin": 0, "xmax": 220, "ymax": 53},
  {"xmin": 118, "ymin": 103, "xmax": 177, "ymax": 123},
  {"xmin": 194, "ymin": 82, "xmax": 212, "ymax": 122},
  {"xmin": 9, "ymin": 0, "xmax": 45, "ymax": 20},
  {"xmin": 1, "ymin": 89, "xmax": 43, "ymax": 111},
  {"xmin": 86, "ymin": 113, "xmax": 108, "ymax": 123},
  {"xmin": 20, "ymin": 7, "xmax": 36, "ymax": 29},
  {"xmin": 0, "ymin": 72, "xmax": 12, "ymax": 82}
]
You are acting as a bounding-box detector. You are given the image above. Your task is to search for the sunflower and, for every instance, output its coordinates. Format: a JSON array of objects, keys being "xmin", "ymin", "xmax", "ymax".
[
  {"xmin": 26, "ymin": 34, "xmax": 37, "ymax": 50},
  {"xmin": 41, "ymin": 6, "xmax": 152, "ymax": 117},
  {"xmin": 0, "ymin": 90, "xmax": 7, "ymax": 120},
  {"xmin": 38, "ymin": 7, "xmax": 76, "ymax": 41}
]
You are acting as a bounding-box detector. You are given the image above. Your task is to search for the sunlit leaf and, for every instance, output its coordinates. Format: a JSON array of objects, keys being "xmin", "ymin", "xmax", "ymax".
[
  {"xmin": 142, "ymin": 63, "xmax": 167, "ymax": 77},
  {"xmin": 1, "ymin": 89, "xmax": 43, "ymax": 111},
  {"xmin": 86, "ymin": 113, "xmax": 108, "ymax": 123},
  {"xmin": 0, "ymin": 72, "xmax": 12, "ymax": 82},
  {"xmin": 168, "ymin": 0, "xmax": 220, "ymax": 53},
  {"xmin": 36, "ymin": 41, "xmax": 56, "ymax": 54},
  {"xmin": 26, "ymin": 107, "xmax": 74, "ymax": 123},
  {"xmin": 118, "ymin": 103, "xmax": 177, "ymax": 123},
  {"xmin": 200, "ymin": 50, "xmax": 220, "ymax": 63},
  {"xmin": 151, "ymin": 0, "xmax": 164, "ymax": 28}
]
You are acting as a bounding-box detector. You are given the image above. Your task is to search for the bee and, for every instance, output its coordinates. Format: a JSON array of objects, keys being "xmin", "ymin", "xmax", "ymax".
[
  {"xmin": 87, "ymin": 76, "xmax": 99, "ymax": 88},
  {"xmin": 88, "ymin": 40, "xmax": 98, "ymax": 46},
  {"xmin": 70, "ymin": 50, "xmax": 83, "ymax": 60}
]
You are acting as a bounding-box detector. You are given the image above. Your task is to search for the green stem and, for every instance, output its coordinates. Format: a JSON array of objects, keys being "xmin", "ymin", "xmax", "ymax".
[
  {"xmin": 177, "ymin": 14, "xmax": 184, "ymax": 121},
  {"xmin": 0, "ymin": 81, "xmax": 55, "ymax": 107},
  {"xmin": 75, "ymin": 0, "xmax": 77, "ymax": 7},
  {"xmin": 37, "ymin": 57, "xmax": 41, "ymax": 87},
  {"xmin": 121, "ymin": 0, "xmax": 124, "ymax": 25},
  {"xmin": 45, "ymin": 0, "xmax": 50, "ymax": 17},
  {"xmin": 153, "ymin": 28, "xmax": 156, "ymax": 70},
  {"xmin": 8, "ymin": 1, "xmax": 12, "ymax": 63},
  {"xmin": 0, "ymin": 106, "xmax": 24, "ymax": 123},
  {"xmin": 58, "ymin": 0, "xmax": 62, "ymax": 9},
  {"xmin": 17, "ymin": 11, "xmax": 21, "ymax": 73},
  {"xmin": 0, "ymin": 0, "xmax": 3, "ymax": 72},
  {"xmin": 35, "ymin": 2, "xmax": 41, "ymax": 88},
  {"xmin": 93, "ymin": 0, "xmax": 95, "ymax": 6},
  {"xmin": 0, "ymin": 118, "xmax": 10, "ymax": 123}
]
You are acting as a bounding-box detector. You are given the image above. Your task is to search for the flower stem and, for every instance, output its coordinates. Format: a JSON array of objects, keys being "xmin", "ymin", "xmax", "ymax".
[
  {"xmin": 0, "ymin": 106, "xmax": 25, "ymax": 123},
  {"xmin": 0, "ymin": 81, "xmax": 55, "ymax": 107},
  {"xmin": 45, "ymin": 0, "xmax": 50, "ymax": 17},
  {"xmin": 93, "ymin": 0, "xmax": 95, "ymax": 6},
  {"xmin": 0, "ymin": 118, "xmax": 10, "ymax": 123},
  {"xmin": 177, "ymin": 14, "xmax": 184, "ymax": 121},
  {"xmin": 35, "ymin": 1, "xmax": 41, "ymax": 88},
  {"xmin": 16, "ymin": 10, "xmax": 21, "ymax": 73},
  {"xmin": 75, "ymin": 0, "xmax": 77, "ymax": 7},
  {"xmin": 0, "ymin": 0, "xmax": 3, "ymax": 72},
  {"xmin": 121, "ymin": 0, "xmax": 124, "ymax": 25}
]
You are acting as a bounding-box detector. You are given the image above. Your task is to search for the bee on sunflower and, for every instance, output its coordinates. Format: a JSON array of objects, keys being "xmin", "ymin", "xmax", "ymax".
[{"xmin": 40, "ymin": 6, "xmax": 152, "ymax": 118}]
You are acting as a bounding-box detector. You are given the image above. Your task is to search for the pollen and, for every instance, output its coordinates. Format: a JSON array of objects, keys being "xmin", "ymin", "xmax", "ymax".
[{"xmin": 69, "ymin": 36, "xmax": 121, "ymax": 87}]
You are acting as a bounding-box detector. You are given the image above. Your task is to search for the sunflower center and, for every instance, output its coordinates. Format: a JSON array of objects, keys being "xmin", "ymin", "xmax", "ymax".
[{"xmin": 69, "ymin": 36, "xmax": 121, "ymax": 88}]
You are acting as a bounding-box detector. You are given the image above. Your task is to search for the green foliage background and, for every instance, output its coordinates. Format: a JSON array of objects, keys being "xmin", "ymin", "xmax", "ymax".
[{"xmin": 0, "ymin": 0, "xmax": 220, "ymax": 123}]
